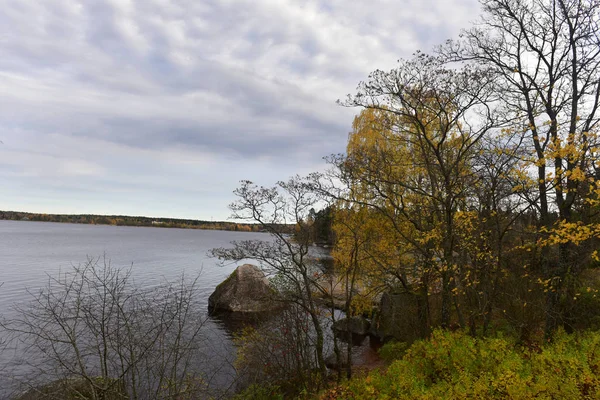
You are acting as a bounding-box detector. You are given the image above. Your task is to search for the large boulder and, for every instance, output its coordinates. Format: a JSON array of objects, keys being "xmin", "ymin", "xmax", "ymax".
[
  {"xmin": 208, "ymin": 264, "xmax": 278, "ymax": 313},
  {"xmin": 369, "ymin": 292, "xmax": 438, "ymax": 342}
]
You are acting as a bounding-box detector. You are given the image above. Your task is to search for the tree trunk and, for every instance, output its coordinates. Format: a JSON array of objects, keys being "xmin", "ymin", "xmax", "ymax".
[
  {"xmin": 416, "ymin": 280, "xmax": 431, "ymax": 338},
  {"xmin": 308, "ymin": 309, "xmax": 327, "ymax": 382},
  {"xmin": 441, "ymin": 271, "xmax": 451, "ymax": 328}
]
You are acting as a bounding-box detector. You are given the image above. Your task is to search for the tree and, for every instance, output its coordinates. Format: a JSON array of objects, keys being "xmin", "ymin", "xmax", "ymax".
[
  {"xmin": 211, "ymin": 178, "xmax": 332, "ymax": 385},
  {"xmin": 330, "ymin": 203, "xmax": 407, "ymax": 377},
  {"xmin": 443, "ymin": 0, "xmax": 600, "ymax": 337},
  {"xmin": 314, "ymin": 53, "xmax": 497, "ymax": 334},
  {"xmin": 454, "ymin": 134, "xmax": 534, "ymax": 336},
  {"xmin": 307, "ymin": 206, "xmax": 335, "ymax": 246}
]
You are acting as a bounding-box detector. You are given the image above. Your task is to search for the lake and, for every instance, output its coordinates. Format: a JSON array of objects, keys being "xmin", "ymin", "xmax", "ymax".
[{"xmin": 0, "ymin": 220, "xmax": 267, "ymax": 397}]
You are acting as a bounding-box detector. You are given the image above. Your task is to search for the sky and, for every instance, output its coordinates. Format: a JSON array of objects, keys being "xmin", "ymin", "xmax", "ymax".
[{"xmin": 0, "ymin": 0, "xmax": 480, "ymax": 221}]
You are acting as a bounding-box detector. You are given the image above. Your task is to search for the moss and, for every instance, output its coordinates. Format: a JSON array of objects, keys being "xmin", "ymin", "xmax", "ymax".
[{"xmin": 214, "ymin": 268, "xmax": 238, "ymax": 291}]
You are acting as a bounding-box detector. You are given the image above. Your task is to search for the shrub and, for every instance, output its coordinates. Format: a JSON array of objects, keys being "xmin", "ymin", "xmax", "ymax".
[
  {"xmin": 377, "ymin": 340, "xmax": 408, "ymax": 363},
  {"xmin": 233, "ymin": 305, "xmax": 324, "ymax": 395},
  {"xmin": 2, "ymin": 257, "xmax": 210, "ymax": 400},
  {"xmin": 321, "ymin": 329, "xmax": 600, "ymax": 399}
]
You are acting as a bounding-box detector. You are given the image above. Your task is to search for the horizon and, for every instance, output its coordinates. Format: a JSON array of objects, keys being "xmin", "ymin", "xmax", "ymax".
[
  {"xmin": 1, "ymin": 0, "xmax": 479, "ymax": 220},
  {"xmin": 0, "ymin": 209, "xmax": 252, "ymax": 224}
]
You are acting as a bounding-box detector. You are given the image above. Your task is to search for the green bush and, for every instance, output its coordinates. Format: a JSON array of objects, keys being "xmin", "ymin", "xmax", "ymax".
[
  {"xmin": 377, "ymin": 340, "xmax": 408, "ymax": 363},
  {"xmin": 320, "ymin": 329, "xmax": 600, "ymax": 399}
]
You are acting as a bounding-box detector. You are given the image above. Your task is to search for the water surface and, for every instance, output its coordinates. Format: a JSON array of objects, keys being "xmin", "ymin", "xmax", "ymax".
[{"xmin": 0, "ymin": 220, "xmax": 266, "ymax": 396}]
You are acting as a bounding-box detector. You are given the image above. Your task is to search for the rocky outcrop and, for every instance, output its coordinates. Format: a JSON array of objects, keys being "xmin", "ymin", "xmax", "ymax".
[
  {"xmin": 208, "ymin": 264, "xmax": 279, "ymax": 313},
  {"xmin": 369, "ymin": 292, "xmax": 429, "ymax": 342}
]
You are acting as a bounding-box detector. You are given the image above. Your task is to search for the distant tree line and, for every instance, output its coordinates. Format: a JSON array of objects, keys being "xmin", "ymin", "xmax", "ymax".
[{"xmin": 0, "ymin": 210, "xmax": 283, "ymax": 232}]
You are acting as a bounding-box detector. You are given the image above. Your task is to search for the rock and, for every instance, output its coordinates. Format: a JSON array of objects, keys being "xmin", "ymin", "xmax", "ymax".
[
  {"xmin": 208, "ymin": 264, "xmax": 279, "ymax": 313},
  {"xmin": 332, "ymin": 316, "xmax": 371, "ymax": 336},
  {"xmin": 369, "ymin": 292, "xmax": 432, "ymax": 342}
]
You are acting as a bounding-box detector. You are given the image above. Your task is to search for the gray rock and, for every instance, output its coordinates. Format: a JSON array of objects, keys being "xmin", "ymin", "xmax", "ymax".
[
  {"xmin": 332, "ymin": 316, "xmax": 370, "ymax": 336},
  {"xmin": 369, "ymin": 292, "xmax": 432, "ymax": 342},
  {"xmin": 208, "ymin": 264, "xmax": 278, "ymax": 313}
]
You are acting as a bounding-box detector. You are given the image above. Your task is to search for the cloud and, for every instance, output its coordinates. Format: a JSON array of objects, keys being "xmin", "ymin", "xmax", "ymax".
[{"xmin": 0, "ymin": 0, "xmax": 479, "ymax": 218}]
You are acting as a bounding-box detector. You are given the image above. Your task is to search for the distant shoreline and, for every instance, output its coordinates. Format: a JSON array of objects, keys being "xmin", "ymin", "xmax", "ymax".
[{"xmin": 0, "ymin": 210, "xmax": 266, "ymax": 232}]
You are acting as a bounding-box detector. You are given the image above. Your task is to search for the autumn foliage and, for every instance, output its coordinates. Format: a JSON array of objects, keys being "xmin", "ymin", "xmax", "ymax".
[
  {"xmin": 231, "ymin": 0, "xmax": 600, "ymax": 397},
  {"xmin": 317, "ymin": 0, "xmax": 600, "ymax": 341},
  {"xmin": 320, "ymin": 329, "xmax": 600, "ymax": 400}
]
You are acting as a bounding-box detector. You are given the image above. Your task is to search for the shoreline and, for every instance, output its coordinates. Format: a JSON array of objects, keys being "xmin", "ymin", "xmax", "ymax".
[{"xmin": 0, "ymin": 210, "xmax": 268, "ymax": 232}]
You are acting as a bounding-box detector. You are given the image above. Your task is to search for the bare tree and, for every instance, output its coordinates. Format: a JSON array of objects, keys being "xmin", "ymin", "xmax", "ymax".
[
  {"xmin": 2, "ymin": 257, "xmax": 210, "ymax": 400},
  {"xmin": 211, "ymin": 178, "xmax": 332, "ymax": 385},
  {"xmin": 232, "ymin": 304, "xmax": 322, "ymax": 394}
]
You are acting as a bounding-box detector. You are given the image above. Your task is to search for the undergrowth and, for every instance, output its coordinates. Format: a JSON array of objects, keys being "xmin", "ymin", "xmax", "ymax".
[{"xmin": 318, "ymin": 329, "xmax": 600, "ymax": 399}]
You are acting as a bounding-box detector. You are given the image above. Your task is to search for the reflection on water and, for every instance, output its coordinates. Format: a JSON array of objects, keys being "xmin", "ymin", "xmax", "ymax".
[{"xmin": 210, "ymin": 309, "xmax": 283, "ymax": 337}]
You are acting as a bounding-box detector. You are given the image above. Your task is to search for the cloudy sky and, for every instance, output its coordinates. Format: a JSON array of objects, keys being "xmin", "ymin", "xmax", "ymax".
[{"xmin": 1, "ymin": 0, "xmax": 479, "ymax": 220}]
